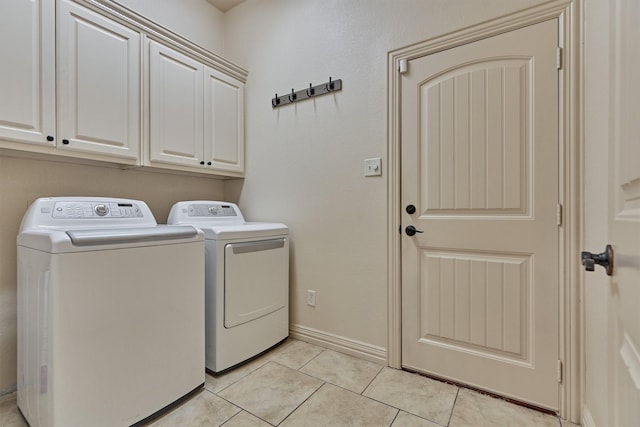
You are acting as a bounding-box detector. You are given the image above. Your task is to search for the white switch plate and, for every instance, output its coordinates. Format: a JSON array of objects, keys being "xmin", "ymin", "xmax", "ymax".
[{"xmin": 364, "ymin": 158, "xmax": 382, "ymax": 177}]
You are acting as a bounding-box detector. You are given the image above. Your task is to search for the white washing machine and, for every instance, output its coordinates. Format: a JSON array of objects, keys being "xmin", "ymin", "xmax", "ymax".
[
  {"xmin": 168, "ymin": 201, "xmax": 289, "ymax": 373},
  {"xmin": 17, "ymin": 197, "xmax": 205, "ymax": 427}
]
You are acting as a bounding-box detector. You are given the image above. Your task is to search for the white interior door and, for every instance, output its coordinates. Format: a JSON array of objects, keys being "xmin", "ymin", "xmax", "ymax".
[
  {"xmin": 606, "ymin": 0, "xmax": 640, "ymax": 424},
  {"xmin": 401, "ymin": 19, "xmax": 560, "ymax": 410}
]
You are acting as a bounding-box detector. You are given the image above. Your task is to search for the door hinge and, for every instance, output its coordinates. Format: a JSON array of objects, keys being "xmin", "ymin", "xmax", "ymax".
[
  {"xmin": 556, "ymin": 47, "xmax": 563, "ymax": 70},
  {"xmin": 557, "ymin": 203, "xmax": 563, "ymax": 226},
  {"xmin": 399, "ymin": 59, "xmax": 408, "ymax": 74},
  {"xmin": 557, "ymin": 360, "xmax": 563, "ymax": 383}
]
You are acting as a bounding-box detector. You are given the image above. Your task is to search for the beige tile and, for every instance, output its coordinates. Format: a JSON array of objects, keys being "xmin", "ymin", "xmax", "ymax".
[
  {"xmin": 363, "ymin": 368, "xmax": 457, "ymax": 426},
  {"xmin": 204, "ymin": 338, "xmax": 322, "ymax": 394},
  {"xmin": 260, "ymin": 338, "xmax": 325, "ymax": 370},
  {"xmin": 300, "ymin": 349, "xmax": 383, "ymax": 393},
  {"xmin": 148, "ymin": 389, "xmax": 240, "ymax": 427},
  {"xmin": 281, "ymin": 383, "xmax": 398, "ymax": 427},
  {"xmin": 0, "ymin": 397, "xmax": 29, "ymax": 427},
  {"xmin": 449, "ymin": 388, "xmax": 561, "ymax": 427},
  {"xmin": 223, "ymin": 411, "xmax": 271, "ymax": 427},
  {"xmin": 218, "ymin": 361, "xmax": 323, "ymax": 425},
  {"xmin": 561, "ymin": 419, "xmax": 581, "ymax": 427},
  {"xmin": 205, "ymin": 356, "xmax": 268, "ymax": 393},
  {"xmin": 391, "ymin": 411, "xmax": 442, "ymax": 427}
]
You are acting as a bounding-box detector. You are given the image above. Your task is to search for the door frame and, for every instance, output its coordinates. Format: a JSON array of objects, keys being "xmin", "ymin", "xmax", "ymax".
[{"xmin": 386, "ymin": 0, "xmax": 583, "ymax": 421}]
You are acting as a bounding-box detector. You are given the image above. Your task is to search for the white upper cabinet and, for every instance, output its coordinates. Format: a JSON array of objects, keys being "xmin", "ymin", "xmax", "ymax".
[
  {"xmin": 204, "ymin": 67, "xmax": 245, "ymax": 174},
  {"xmin": 0, "ymin": 0, "xmax": 55, "ymax": 146},
  {"xmin": 57, "ymin": 0, "xmax": 141, "ymax": 161},
  {"xmin": 149, "ymin": 40, "xmax": 204, "ymax": 168},
  {"xmin": 0, "ymin": 0, "xmax": 245, "ymax": 175},
  {"xmin": 148, "ymin": 40, "xmax": 245, "ymax": 176}
]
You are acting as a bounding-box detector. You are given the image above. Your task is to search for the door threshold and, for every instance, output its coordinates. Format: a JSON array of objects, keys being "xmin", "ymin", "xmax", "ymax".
[{"xmin": 401, "ymin": 366, "xmax": 558, "ymax": 417}]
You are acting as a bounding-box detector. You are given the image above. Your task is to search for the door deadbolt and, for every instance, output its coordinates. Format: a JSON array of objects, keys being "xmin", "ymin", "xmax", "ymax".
[
  {"xmin": 406, "ymin": 204, "xmax": 416, "ymax": 214},
  {"xmin": 581, "ymin": 244, "xmax": 614, "ymax": 276}
]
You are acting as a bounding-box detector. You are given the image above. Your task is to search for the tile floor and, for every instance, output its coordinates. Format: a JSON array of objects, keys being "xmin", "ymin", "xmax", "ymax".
[{"xmin": 0, "ymin": 338, "xmax": 581, "ymax": 427}]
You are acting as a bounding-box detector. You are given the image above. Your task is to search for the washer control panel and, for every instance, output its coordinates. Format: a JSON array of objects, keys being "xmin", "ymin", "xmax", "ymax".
[
  {"xmin": 51, "ymin": 201, "xmax": 143, "ymax": 218},
  {"xmin": 188, "ymin": 203, "xmax": 238, "ymax": 217}
]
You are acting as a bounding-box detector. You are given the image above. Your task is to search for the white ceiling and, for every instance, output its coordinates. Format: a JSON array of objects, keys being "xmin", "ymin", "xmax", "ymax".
[{"xmin": 206, "ymin": 0, "xmax": 245, "ymax": 12}]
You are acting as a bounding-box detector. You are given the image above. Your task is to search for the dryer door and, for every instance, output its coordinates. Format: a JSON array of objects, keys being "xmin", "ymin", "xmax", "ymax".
[{"xmin": 224, "ymin": 238, "xmax": 288, "ymax": 328}]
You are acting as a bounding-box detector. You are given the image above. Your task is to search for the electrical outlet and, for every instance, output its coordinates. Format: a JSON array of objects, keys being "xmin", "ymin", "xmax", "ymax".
[{"xmin": 307, "ymin": 290, "xmax": 316, "ymax": 307}]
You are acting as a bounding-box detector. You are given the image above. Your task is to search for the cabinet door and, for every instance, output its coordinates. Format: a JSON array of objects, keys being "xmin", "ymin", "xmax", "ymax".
[
  {"xmin": 204, "ymin": 67, "xmax": 245, "ymax": 174},
  {"xmin": 57, "ymin": 0, "xmax": 140, "ymax": 161},
  {"xmin": 149, "ymin": 40, "xmax": 204, "ymax": 167},
  {"xmin": 0, "ymin": 0, "xmax": 55, "ymax": 146}
]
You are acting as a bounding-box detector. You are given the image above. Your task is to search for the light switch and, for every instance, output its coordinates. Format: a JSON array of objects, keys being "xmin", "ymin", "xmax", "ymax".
[{"xmin": 364, "ymin": 158, "xmax": 382, "ymax": 177}]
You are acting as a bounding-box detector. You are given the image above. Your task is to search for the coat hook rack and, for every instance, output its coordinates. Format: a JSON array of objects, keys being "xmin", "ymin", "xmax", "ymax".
[{"xmin": 272, "ymin": 77, "xmax": 342, "ymax": 108}]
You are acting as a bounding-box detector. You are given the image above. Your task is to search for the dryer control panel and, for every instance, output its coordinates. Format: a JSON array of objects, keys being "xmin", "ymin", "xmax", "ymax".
[
  {"xmin": 167, "ymin": 201, "xmax": 246, "ymax": 225},
  {"xmin": 188, "ymin": 203, "xmax": 237, "ymax": 217}
]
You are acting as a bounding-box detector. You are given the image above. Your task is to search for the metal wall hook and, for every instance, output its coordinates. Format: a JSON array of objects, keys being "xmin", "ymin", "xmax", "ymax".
[
  {"xmin": 306, "ymin": 83, "xmax": 315, "ymax": 97},
  {"xmin": 326, "ymin": 77, "xmax": 335, "ymax": 91},
  {"xmin": 272, "ymin": 93, "xmax": 280, "ymax": 108},
  {"xmin": 288, "ymin": 88, "xmax": 297, "ymax": 102}
]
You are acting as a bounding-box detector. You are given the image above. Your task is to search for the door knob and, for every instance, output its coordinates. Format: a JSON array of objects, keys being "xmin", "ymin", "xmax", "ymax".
[
  {"xmin": 405, "ymin": 225, "xmax": 424, "ymax": 236},
  {"xmin": 581, "ymin": 244, "xmax": 614, "ymax": 276}
]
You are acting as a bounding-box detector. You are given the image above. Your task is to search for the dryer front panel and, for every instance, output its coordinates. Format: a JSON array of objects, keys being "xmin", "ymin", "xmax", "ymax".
[{"xmin": 224, "ymin": 237, "xmax": 289, "ymax": 328}]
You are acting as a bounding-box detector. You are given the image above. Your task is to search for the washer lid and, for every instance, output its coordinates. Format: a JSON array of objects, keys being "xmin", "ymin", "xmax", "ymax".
[
  {"xmin": 18, "ymin": 225, "xmax": 203, "ymax": 253},
  {"xmin": 66, "ymin": 225, "xmax": 199, "ymax": 246}
]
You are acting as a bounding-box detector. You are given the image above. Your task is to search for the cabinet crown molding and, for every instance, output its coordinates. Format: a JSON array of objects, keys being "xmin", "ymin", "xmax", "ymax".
[{"xmin": 76, "ymin": 0, "xmax": 248, "ymax": 83}]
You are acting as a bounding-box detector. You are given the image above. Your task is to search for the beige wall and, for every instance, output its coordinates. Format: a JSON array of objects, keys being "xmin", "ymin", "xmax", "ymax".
[
  {"xmin": 223, "ymin": 0, "xmax": 548, "ymax": 350},
  {"xmin": 114, "ymin": 0, "xmax": 225, "ymax": 54}
]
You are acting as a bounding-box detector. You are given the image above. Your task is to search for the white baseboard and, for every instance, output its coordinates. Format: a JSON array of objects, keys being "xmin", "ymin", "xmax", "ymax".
[
  {"xmin": 289, "ymin": 324, "xmax": 387, "ymax": 365},
  {"xmin": 582, "ymin": 405, "xmax": 597, "ymax": 427},
  {"xmin": 0, "ymin": 389, "xmax": 16, "ymax": 402}
]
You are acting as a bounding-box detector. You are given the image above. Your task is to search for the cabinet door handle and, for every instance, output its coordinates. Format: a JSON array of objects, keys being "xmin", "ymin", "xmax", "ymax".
[
  {"xmin": 46, "ymin": 135, "xmax": 54, "ymax": 142},
  {"xmin": 200, "ymin": 161, "xmax": 205, "ymax": 165},
  {"xmin": 62, "ymin": 139, "xmax": 69, "ymax": 145},
  {"xmin": 207, "ymin": 162, "xmax": 212, "ymax": 166}
]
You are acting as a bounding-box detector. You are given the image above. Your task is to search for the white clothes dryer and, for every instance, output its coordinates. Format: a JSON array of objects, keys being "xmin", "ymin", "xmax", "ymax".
[
  {"xmin": 168, "ymin": 201, "xmax": 289, "ymax": 373},
  {"xmin": 17, "ymin": 197, "xmax": 205, "ymax": 427}
]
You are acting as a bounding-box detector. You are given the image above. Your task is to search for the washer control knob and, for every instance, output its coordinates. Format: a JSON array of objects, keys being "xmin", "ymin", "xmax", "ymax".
[{"xmin": 94, "ymin": 204, "xmax": 109, "ymax": 216}]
